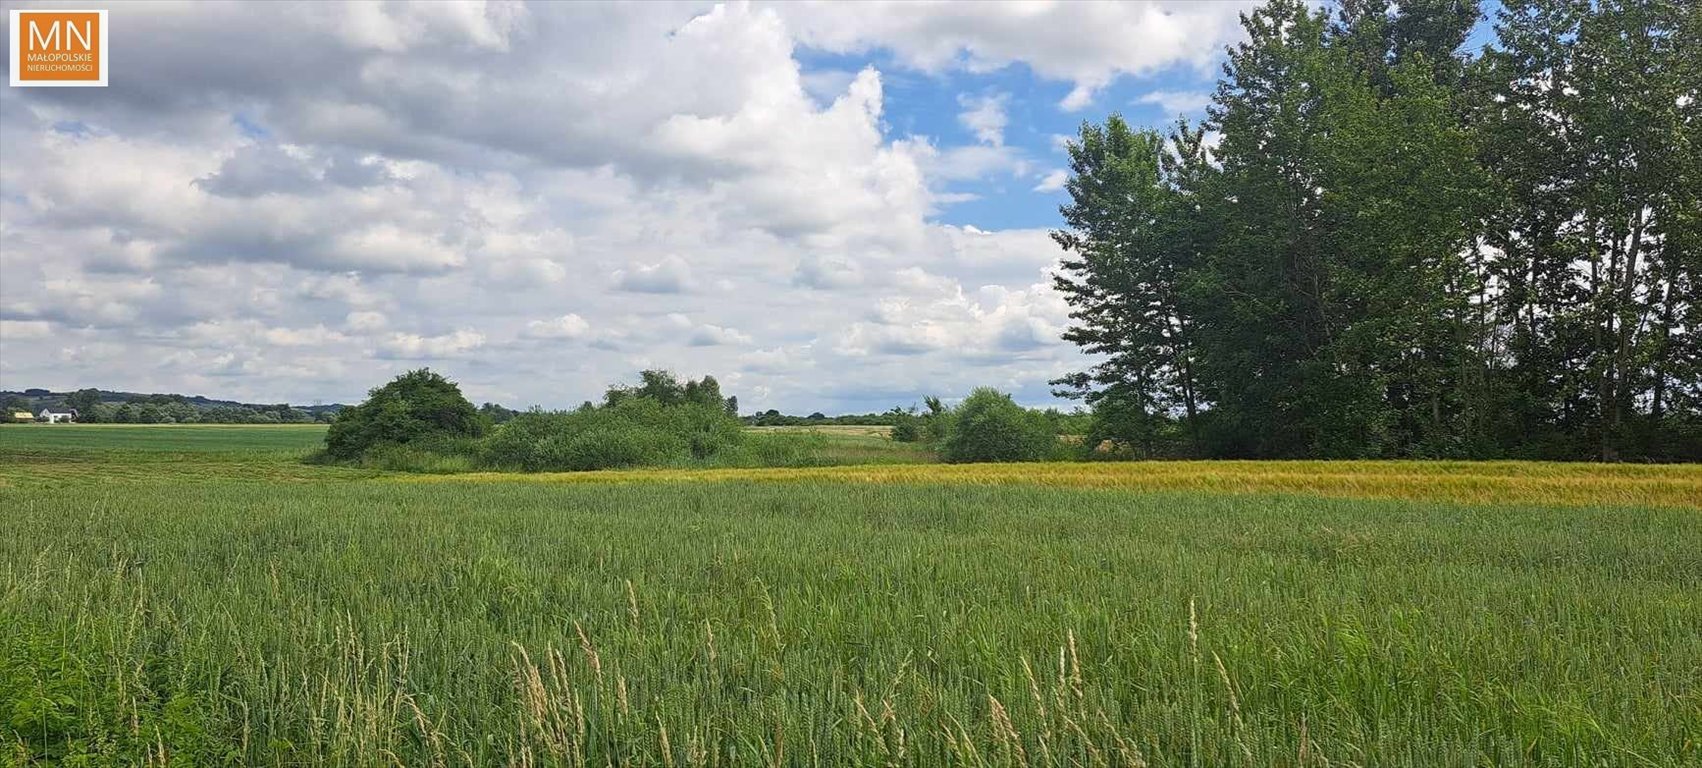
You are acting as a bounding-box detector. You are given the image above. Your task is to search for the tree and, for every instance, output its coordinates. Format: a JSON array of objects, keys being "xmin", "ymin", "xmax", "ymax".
[
  {"xmin": 888, "ymin": 407, "xmax": 922, "ymax": 442},
  {"xmin": 1474, "ymin": 0, "xmax": 1699, "ymax": 458},
  {"xmin": 939, "ymin": 388, "xmax": 1056, "ymax": 463},
  {"xmin": 1054, "ymin": 0, "xmax": 1503, "ymax": 459},
  {"xmin": 480, "ymin": 402, "xmax": 520, "ymax": 425},
  {"xmin": 64, "ymin": 388, "xmax": 102, "ymax": 413},
  {"xmin": 1051, "ymin": 114, "xmax": 1203, "ymax": 440},
  {"xmin": 324, "ymin": 369, "xmax": 487, "ymax": 460}
]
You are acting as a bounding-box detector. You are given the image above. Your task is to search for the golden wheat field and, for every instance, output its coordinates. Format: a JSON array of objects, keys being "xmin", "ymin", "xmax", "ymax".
[{"xmin": 408, "ymin": 458, "xmax": 1702, "ymax": 509}]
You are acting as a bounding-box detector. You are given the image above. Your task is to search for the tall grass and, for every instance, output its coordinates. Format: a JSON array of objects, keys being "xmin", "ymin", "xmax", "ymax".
[
  {"xmin": 404, "ymin": 459, "xmax": 1702, "ymax": 510},
  {"xmin": 3, "ymin": 464, "xmax": 1698, "ymax": 764}
]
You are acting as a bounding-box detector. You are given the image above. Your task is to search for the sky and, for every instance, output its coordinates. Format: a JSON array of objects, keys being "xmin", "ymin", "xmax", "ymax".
[{"xmin": 0, "ymin": 1, "xmax": 1261, "ymax": 413}]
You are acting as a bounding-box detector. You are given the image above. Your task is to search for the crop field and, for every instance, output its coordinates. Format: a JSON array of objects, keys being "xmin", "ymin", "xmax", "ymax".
[{"xmin": 1, "ymin": 426, "xmax": 1699, "ymax": 766}]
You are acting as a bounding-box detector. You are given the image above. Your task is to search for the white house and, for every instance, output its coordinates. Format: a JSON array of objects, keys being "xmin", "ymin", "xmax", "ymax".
[{"xmin": 37, "ymin": 409, "xmax": 75, "ymax": 423}]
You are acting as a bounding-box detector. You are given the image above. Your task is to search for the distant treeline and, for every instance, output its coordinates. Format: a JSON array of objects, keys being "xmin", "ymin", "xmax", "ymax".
[
  {"xmin": 1052, "ymin": 0, "xmax": 1699, "ymax": 461},
  {"xmin": 2, "ymin": 388, "xmax": 339, "ymax": 424},
  {"xmin": 741, "ymin": 408, "xmax": 1090, "ymax": 433}
]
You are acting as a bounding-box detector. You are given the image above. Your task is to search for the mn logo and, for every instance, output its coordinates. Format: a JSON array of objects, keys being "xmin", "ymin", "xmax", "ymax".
[{"xmin": 10, "ymin": 9, "xmax": 108, "ymax": 86}]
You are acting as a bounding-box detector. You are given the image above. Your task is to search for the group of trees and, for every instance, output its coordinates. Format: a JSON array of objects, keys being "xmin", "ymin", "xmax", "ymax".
[
  {"xmin": 324, "ymin": 369, "xmax": 755, "ymax": 472},
  {"xmin": 934, "ymin": 389, "xmax": 1062, "ymax": 463},
  {"xmin": 2, "ymin": 389, "xmax": 329, "ymax": 424},
  {"xmin": 324, "ymin": 370, "xmax": 489, "ymax": 460},
  {"xmin": 747, "ymin": 410, "xmax": 884, "ymax": 427},
  {"xmin": 1053, "ymin": 0, "xmax": 1699, "ymax": 460},
  {"xmin": 323, "ymin": 369, "xmax": 1084, "ymax": 471},
  {"xmin": 602, "ymin": 370, "xmax": 738, "ymax": 415}
]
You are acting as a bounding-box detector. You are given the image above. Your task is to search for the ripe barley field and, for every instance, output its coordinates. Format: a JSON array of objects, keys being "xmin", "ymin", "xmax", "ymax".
[{"xmin": 1, "ymin": 425, "xmax": 1698, "ymax": 766}]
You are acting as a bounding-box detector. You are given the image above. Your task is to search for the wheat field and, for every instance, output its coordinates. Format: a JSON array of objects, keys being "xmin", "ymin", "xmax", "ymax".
[{"xmin": 1, "ymin": 425, "xmax": 1698, "ymax": 766}]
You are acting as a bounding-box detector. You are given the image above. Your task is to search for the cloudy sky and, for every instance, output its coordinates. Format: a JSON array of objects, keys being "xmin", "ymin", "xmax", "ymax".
[{"xmin": 0, "ymin": 1, "xmax": 1255, "ymax": 412}]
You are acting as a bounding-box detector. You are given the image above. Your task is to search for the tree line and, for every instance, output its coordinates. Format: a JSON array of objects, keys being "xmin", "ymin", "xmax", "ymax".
[
  {"xmin": 321, "ymin": 369, "xmax": 1089, "ymax": 472},
  {"xmin": 2, "ymin": 389, "xmax": 332, "ymax": 424},
  {"xmin": 1052, "ymin": 0, "xmax": 1698, "ymax": 460}
]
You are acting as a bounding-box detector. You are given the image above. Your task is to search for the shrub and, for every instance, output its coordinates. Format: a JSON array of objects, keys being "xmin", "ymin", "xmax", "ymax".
[
  {"xmin": 560, "ymin": 426, "xmax": 685, "ymax": 471},
  {"xmin": 889, "ymin": 409, "xmax": 922, "ymax": 442},
  {"xmin": 476, "ymin": 396, "xmax": 742, "ymax": 472},
  {"xmin": 480, "ymin": 411, "xmax": 575, "ymax": 470},
  {"xmin": 325, "ymin": 369, "xmax": 486, "ymax": 461},
  {"xmin": 939, "ymin": 388, "xmax": 1056, "ymax": 463}
]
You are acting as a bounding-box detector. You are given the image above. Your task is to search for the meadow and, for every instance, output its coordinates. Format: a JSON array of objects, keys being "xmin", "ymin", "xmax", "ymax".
[{"xmin": 1, "ymin": 425, "xmax": 1698, "ymax": 766}]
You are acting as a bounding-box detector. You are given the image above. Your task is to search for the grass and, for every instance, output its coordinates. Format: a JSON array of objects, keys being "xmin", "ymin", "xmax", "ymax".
[
  {"xmin": 0, "ymin": 423, "xmax": 328, "ymax": 453},
  {"xmin": 742, "ymin": 425, "xmax": 935, "ymax": 466},
  {"xmin": 404, "ymin": 460, "xmax": 1701, "ymax": 510},
  {"xmin": 1, "ymin": 425, "xmax": 1698, "ymax": 766}
]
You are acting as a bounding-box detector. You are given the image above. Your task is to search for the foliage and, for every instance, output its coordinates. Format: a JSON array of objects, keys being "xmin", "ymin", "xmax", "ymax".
[
  {"xmin": 479, "ymin": 401, "xmax": 521, "ymax": 425},
  {"xmin": 323, "ymin": 369, "xmax": 487, "ymax": 460},
  {"xmin": 887, "ymin": 407, "xmax": 922, "ymax": 442},
  {"xmin": 1052, "ymin": 0, "xmax": 1700, "ymax": 461},
  {"xmin": 476, "ymin": 372, "xmax": 746, "ymax": 472},
  {"xmin": 604, "ymin": 370, "xmax": 738, "ymax": 416},
  {"xmin": 938, "ymin": 388, "xmax": 1058, "ymax": 463}
]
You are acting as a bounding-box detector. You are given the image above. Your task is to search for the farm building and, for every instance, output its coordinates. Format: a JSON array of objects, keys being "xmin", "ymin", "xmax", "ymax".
[
  {"xmin": 37, "ymin": 409, "xmax": 75, "ymax": 423},
  {"xmin": 10, "ymin": 411, "xmax": 33, "ymax": 423}
]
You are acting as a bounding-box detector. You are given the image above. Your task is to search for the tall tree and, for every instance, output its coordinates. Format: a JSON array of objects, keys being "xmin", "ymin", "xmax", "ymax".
[
  {"xmin": 1050, "ymin": 115, "xmax": 1201, "ymax": 453},
  {"xmin": 1477, "ymin": 0, "xmax": 1699, "ymax": 458}
]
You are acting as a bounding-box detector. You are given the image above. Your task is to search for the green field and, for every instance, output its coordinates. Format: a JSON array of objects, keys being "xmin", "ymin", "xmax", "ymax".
[{"xmin": 2, "ymin": 426, "xmax": 1698, "ymax": 766}]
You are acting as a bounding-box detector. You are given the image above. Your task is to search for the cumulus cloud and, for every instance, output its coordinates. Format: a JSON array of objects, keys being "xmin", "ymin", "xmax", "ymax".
[
  {"xmin": 524, "ymin": 313, "xmax": 592, "ymax": 340},
  {"xmin": 1136, "ymin": 89, "xmax": 1213, "ymax": 116},
  {"xmin": 1033, "ymin": 169, "xmax": 1069, "ymax": 193},
  {"xmin": 958, "ymin": 92, "xmax": 1008, "ymax": 146},
  {"xmin": 0, "ymin": 1, "xmax": 1135, "ymax": 411},
  {"xmin": 613, "ymin": 256, "xmax": 694, "ymax": 294},
  {"xmin": 688, "ymin": 323, "xmax": 754, "ymax": 347},
  {"xmin": 376, "ymin": 330, "xmax": 486, "ymax": 359},
  {"xmin": 345, "ymin": 311, "xmax": 388, "ymax": 332},
  {"xmin": 774, "ymin": 1, "xmax": 1253, "ymax": 110}
]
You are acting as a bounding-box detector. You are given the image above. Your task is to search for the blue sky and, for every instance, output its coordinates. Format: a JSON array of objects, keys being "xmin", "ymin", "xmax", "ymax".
[{"xmin": 794, "ymin": 47, "xmax": 1222, "ymax": 233}]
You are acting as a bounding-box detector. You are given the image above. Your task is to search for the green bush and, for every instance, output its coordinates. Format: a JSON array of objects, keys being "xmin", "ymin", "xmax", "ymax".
[
  {"xmin": 476, "ymin": 397, "xmax": 741, "ymax": 472},
  {"xmin": 325, "ymin": 369, "xmax": 486, "ymax": 461},
  {"xmin": 480, "ymin": 411, "xmax": 574, "ymax": 470},
  {"xmin": 890, "ymin": 412, "xmax": 922, "ymax": 442},
  {"xmin": 939, "ymin": 388, "xmax": 1057, "ymax": 463}
]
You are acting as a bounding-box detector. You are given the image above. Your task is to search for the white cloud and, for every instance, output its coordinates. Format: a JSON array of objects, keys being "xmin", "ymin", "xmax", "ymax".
[
  {"xmin": 0, "ymin": 320, "xmax": 54, "ymax": 340},
  {"xmin": 263, "ymin": 325, "xmax": 347, "ymax": 347},
  {"xmin": 524, "ymin": 314, "xmax": 592, "ymax": 340},
  {"xmin": 773, "ymin": 1, "xmax": 1254, "ymax": 110},
  {"xmin": 1137, "ymin": 89, "xmax": 1212, "ymax": 116},
  {"xmin": 1033, "ymin": 169, "xmax": 1069, "ymax": 193},
  {"xmin": 346, "ymin": 311, "xmax": 389, "ymax": 333},
  {"xmin": 376, "ymin": 330, "xmax": 486, "ymax": 359},
  {"xmin": 613, "ymin": 256, "xmax": 694, "ymax": 294},
  {"xmin": 689, "ymin": 323, "xmax": 754, "ymax": 347},
  {"xmin": 958, "ymin": 92, "xmax": 1008, "ymax": 146},
  {"xmin": 0, "ymin": 2, "xmax": 1145, "ymax": 411}
]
